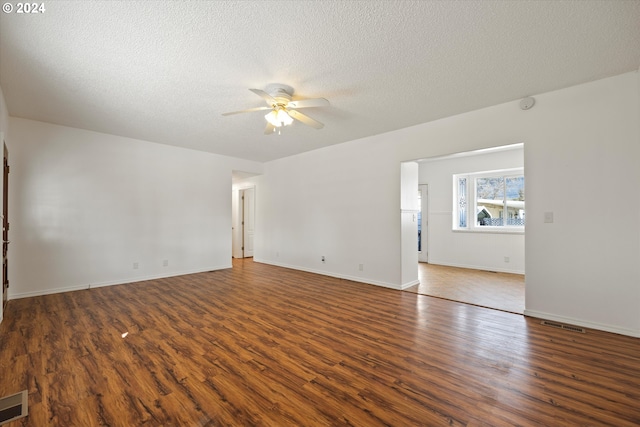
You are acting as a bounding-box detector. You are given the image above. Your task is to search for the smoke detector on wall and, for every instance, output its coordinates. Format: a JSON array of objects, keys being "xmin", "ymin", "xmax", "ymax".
[{"xmin": 519, "ymin": 97, "xmax": 535, "ymax": 110}]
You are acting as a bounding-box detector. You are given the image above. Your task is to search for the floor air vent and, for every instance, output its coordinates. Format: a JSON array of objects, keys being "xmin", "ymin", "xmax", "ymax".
[
  {"xmin": 541, "ymin": 320, "xmax": 586, "ymax": 333},
  {"xmin": 0, "ymin": 390, "xmax": 28, "ymax": 426}
]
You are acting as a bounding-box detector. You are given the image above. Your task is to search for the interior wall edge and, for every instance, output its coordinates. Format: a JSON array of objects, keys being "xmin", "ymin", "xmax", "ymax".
[{"xmin": 400, "ymin": 279, "xmax": 420, "ymax": 290}]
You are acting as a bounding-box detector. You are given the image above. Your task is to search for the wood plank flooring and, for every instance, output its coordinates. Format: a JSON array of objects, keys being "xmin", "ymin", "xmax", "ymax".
[
  {"xmin": 405, "ymin": 263, "xmax": 525, "ymax": 314},
  {"xmin": 1, "ymin": 258, "xmax": 639, "ymax": 426}
]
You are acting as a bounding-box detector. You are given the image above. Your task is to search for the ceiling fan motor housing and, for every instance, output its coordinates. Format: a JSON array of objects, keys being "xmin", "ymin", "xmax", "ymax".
[{"xmin": 270, "ymin": 89, "xmax": 292, "ymax": 107}]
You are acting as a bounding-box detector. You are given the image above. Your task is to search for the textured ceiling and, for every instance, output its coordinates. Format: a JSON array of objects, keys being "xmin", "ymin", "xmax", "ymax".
[{"xmin": 1, "ymin": 1, "xmax": 639, "ymax": 162}]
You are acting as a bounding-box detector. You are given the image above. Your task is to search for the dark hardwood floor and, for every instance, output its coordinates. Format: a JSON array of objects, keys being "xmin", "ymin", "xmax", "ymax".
[{"xmin": 1, "ymin": 259, "xmax": 639, "ymax": 426}]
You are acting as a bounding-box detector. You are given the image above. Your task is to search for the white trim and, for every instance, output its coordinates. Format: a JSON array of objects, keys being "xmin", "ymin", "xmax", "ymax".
[
  {"xmin": 524, "ymin": 309, "xmax": 640, "ymax": 338},
  {"xmin": 478, "ymin": 198, "xmax": 525, "ymax": 209},
  {"xmin": 13, "ymin": 283, "xmax": 88, "ymax": 298},
  {"xmin": 418, "ymin": 183, "xmax": 429, "ymax": 263},
  {"xmin": 234, "ymin": 184, "xmax": 257, "ymax": 190},
  {"xmin": 466, "ymin": 167, "xmax": 523, "ymax": 179},
  {"xmin": 9, "ymin": 264, "xmax": 232, "ymax": 299},
  {"xmin": 401, "ymin": 279, "xmax": 420, "ymax": 289},
  {"xmin": 452, "ymin": 228, "xmax": 524, "ymax": 235},
  {"xmin": 427, "ymin": 260, "xmax": 525, "ymax": 275},
  {"xmin": 253, "ymin": 258, "xmax": 403, "ymax": 290},
  {"xmin": 417, "ymin": 143, "xmax": 524, "ymax": 163}
]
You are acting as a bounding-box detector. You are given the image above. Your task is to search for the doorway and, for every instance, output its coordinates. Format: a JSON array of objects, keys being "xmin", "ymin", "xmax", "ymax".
[
  {"xmin": 404, "ymin": 144, "xmax": 525, "ymax": 313},
  {"xmin": 232, "ymin": 186, "xmax": 255, "ymax": 258},
  {"xmin": 240, "ymin": 187, "xmax": 255, "ymax": 258}
]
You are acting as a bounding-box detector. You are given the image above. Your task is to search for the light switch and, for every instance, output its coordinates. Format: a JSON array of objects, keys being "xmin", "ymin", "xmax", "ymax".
[{"xmin": 544, "ymin": 212, "xmax": 554, "ymax": 223}]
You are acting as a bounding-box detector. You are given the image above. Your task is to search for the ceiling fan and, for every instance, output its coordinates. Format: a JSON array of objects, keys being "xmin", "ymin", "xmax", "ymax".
[{"xmin": 222, "ymin": 84, "xmax": 329, "ymax": 135}]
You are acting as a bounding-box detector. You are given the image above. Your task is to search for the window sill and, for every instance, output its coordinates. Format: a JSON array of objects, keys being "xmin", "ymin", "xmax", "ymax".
[{"xmin": 452, "ymin": 228, "xmax": 525, "ymax": 235}]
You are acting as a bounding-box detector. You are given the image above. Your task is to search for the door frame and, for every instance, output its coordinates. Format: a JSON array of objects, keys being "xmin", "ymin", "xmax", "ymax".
[
  {"xmin": 240, "ymin": 187, "xmax": 255, "ymax": 258},
  {"xmin": 418, "ymin": 184, "xmax": 428, "ymax": 263},
  {"xmin": 232, "ymin": 185, "xmax": 256, "ymax": 259},
  {"xmin": 2, "ymin": 142, "xmax": 9, "ymax": 311}
]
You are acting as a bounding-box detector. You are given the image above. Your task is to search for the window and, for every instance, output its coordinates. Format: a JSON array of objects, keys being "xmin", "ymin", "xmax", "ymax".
[{"xmin": 454, "ymin": 168, "xmax": 524, "ymax": 231}]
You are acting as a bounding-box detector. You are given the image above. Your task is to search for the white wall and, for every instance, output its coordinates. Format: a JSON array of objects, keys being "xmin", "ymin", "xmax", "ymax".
[
  {"xmin": 8, "ymin": 118, "xmax": 262, "ymax": 298},
  {"xmin": 521, "ymin": 72, "xmax": 640, "ymax": 337},
  {"xmin": 418, "ymin": 146, "xmax": 525, "ymax": 274},
  {"xmin": 255, "ymin": 136, "xmax": 403, "ymax": 288},
  {"xmin": 0, "ymin": 85, "xmax": 9, "ymax": 324},
  {"xmin": 0, "ymin": 85, "xmax": 8, "ymax": 139},
  {"xmin": 256, "ymin": 71, "xmax": 640, "ymax": 337}
]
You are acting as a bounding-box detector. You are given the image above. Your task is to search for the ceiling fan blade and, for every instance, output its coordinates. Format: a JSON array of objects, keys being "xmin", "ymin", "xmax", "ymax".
[
  {"xmin": 249, "ymin": 88, "xmax": 277, "ymax": 105},
  {"xmin": 264, "ymin": 122, "xmax": 276, "ymax": 135},
  {"xmin": 221, "ymin": 106, "xmax": 271, "ymax": 116},
  {"xmin": 288, "ymin": 109, "xmax": 324, "ymax": 129},
  {"xmin": 287, "ymin": 98, "xmax": 330, "ymax": 109}
]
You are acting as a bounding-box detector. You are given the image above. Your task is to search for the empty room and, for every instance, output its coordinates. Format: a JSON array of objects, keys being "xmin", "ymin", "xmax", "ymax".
[{"xmin": 1, "ymin": 1, "xmax": 639, "ymax": 426}]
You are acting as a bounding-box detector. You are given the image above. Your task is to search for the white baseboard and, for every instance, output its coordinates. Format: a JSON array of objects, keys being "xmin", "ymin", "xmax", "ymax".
[
  {"xmin": 253, "ymin": 258, "xmax": 403, "ymax": 290},
  {"xmin": 524, "ymin": 309, "xmax": 640, "ymax": 338},
  {"xmin": 401, "ymin": 279, "xmax": 420, "ymax": 289},
  {"xmin": 12, "ymin": 283, "xmax": 88, "ymax": 299},
  {"xmin": 9, "ymin": 264, "xmax": 232, "ymax": 300},
  {"xmin": 427, "ymin": 259, "xmax": 525, "ymax": 275}
]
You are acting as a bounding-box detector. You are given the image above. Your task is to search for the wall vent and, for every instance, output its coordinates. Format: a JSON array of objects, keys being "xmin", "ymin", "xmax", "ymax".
[
  {"xmin": 0, "ymin": 390, "xmax": 28, "ymax": 425},
  {"xmin": 541, "ymin": 320, "xmax": 586, "ymax": 333}
]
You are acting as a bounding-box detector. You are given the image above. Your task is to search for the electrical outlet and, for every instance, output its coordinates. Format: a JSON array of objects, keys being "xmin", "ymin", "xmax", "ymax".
[
  {"xmin": 163, "ymin": 260, "xmax": 169, "ymax": 267},
  {"xmin": 544, "ymin": 212, "xmax": 554, "ymax": 223},
  {"xmin": 359, "ymin": 264, "xmax": 364, "ymax": 271},
  {"xmin": 504, "ymin": 257, "xmax": 510, "ymax": 263},
  {"xmin": 133, "ymin": 262, "xmax": 139, "ymax": 270},
  {"xmin": 321, "ymin": 256, "xmax": 325, "ymax": 263}
]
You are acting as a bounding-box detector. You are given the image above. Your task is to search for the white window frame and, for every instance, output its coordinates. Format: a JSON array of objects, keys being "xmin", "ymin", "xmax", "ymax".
[{"xmin": 453, "ymin": 168, "xmax": 525, "ymax": 234}]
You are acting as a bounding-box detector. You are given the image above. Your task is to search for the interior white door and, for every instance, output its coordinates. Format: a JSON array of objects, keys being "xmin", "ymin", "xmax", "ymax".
[
  {"xmin": 418, "ymin": 184, "xmax": 428, "ymax": 262},
  {"xmin": 242, "ymin": 187, "xmax": 255, "ymax": 258}
]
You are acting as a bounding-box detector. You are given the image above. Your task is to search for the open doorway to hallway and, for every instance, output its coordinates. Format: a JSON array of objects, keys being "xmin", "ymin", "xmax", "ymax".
[
  {"xmin": 236, "ymin": 187, "xmax": 255, "ymax": 258},
  {"xmin": 407, "ymin": 143, "xmax": 525, "ymax": 313},
  {"xmin": 232, "ymin": 170, "xmax": 260, "ymax": 260}
]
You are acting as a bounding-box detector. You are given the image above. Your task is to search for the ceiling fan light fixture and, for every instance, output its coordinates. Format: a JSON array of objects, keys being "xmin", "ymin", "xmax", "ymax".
[
  {"xmin": 265, "ymin": 107, "xmax": 294, "ymax": 128},
  {"xmin": 265, "ymin": 110, "xmax": 282, "ymax": 127},
  {"xmin": 225, "ymin": 86, "xmax": 328, "ymax": 133},
  {"xmin": 277, "ymin": 108, "xmax": 294, "ymax": 126}
]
